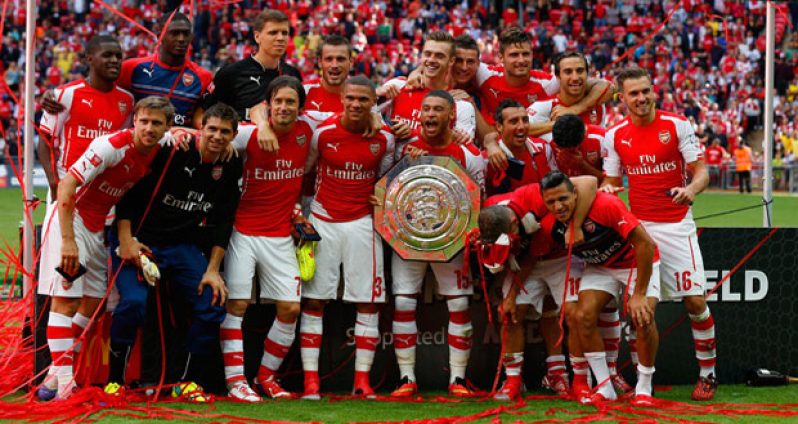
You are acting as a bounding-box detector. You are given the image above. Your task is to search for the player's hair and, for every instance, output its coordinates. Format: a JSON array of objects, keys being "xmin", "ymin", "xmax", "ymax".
[
  {"xmin": 133, "ymin": 96, "xmax": 175, "ymax": 124},
  {"xmin": 160, "ymin": 12, "xmax": 191, "ymax": 28},
  {"xmin": 554, "ymin": 51, "xmax": 588, "ymax": 76},
  {"xmin": 343, "ymin": 75, "xmax": 376, "ymax": 95},
  {"xmin": 552, "ymin": 114, "xmax": 586, "ymax": 148},
  {"xmin": 494, "ymin": 99, "xmax": 524, "ymax": 124},
  {"xmin": 498, "ymin": 27, "xmax": 532, "ymax": 54},
  {"xmin": 478, "ymin": 205, "xmax": 515, "ymax": 244},
  {"xmin": 86, "ymin": 35, "xmax": 119, "ymax": 55},
  {"xmin": 540, "ymin": 171, "xmax": 575, "ymax": 192},
  {"xmin": 424, "ymin": 31, "xmax": 456, "ymax": 57},
  {"xmin": 616, "ymin": 67, "xmax": 652, "ymax": 90},
  {"xmin": 454, "ymin": 34, "xmax": 480, "ymax": 54},
  {"xmin": 202, "ymin": 103, "xmax": 240, "ymax": 130},
  {"xmin": 266, "ymin": 75, "xmax": 306, "ymax": 109},
  {"xmin": 424, "ymin": 89, "xmax": 454, "ymax": 108},
  {"xmin": 254, "ymin": 9, "xmax": 289, "ymax": 32},
  {"xmin": 319, "ymin": 34, "xmax": 352, "ymax": 58}
]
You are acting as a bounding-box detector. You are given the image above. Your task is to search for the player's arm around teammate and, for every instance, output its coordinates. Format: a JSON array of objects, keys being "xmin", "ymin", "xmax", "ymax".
[
  {"xmin": 540, "ymin": 172, "xmax": 659, "ymax": 405},
  {"xmin": 46, "ymin": 97, "xmax": 174, "ymax": 401},
  {"xmin": 219, "ymin": 77, "xmax": 315, "ymax": 402},
  {"xmin": 105, "ymin": 103, "xmax": 242, "ymax": 401},
  {"xmin": 299, "ymin": 77, "xmax": 395, "ymax": 400}
]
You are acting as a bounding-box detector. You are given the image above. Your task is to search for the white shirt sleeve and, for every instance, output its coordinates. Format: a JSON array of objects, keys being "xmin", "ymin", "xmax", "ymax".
[
  {"xmin": 675, "ymin": 118, "xmax": 702, "ymax": 163},
  {"xmin": 453, "ymin": 100, "xmax": 476, "ymax": 140},
  {"xmin": 39, "ymin": 87, "xmax": 67, "ymax": 140},
  {"xmin": 602, "ymin": 128, "xmax": 623, "ymax": 178},
  {"xmin": 305, "ymin": 127, "xmax": 322, "ymax": 173},
  {"xmin": 476, "ymin": 62, "xmax": 500, "ymax": 88},
  {"xmin": 543, "ymin": 142, "xmax": 558, "ymax": 171},
  {"xmin": 69, "ymin": 135, "xmax": 123, "ymax": 184},
  {"xmin": 232, "ymin": 124, "xmax": 256, "ymax": 153},
  {"xmin": 465, "ymin": 147, "xmax": 487, "ymax": 191},
  {"xmin": 542, "ymin": 74, "xmax": 560, "ymax": 97},
  {"xmin": 376, "ymin": 77, "xmax": 408, "ymax": 115},
  {"xmin": 378, "ymin": 130, "xmax": 396, "ymax": 177},
  {"xmin": 527, "ymin": 100, "xmax": 553, "ymax": 124}
]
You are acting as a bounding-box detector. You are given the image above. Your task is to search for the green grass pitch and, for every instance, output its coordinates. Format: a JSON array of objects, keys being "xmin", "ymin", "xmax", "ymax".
[
  {"xmin": 2, "ymin": 188, "xmax": 798, "ymax": 422},
  {"xmin": 52, "ymin": 385, "xmax": 798, "ymax": 423}
]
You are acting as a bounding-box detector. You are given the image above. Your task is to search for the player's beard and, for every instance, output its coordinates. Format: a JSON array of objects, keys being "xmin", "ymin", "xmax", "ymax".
[
  {"xmin": 324, "ymin": 67, "xmax": 346, "ymax": 86},
  {"xmin": 630, "ymin": 99, "xmax": 653, "ymax": 119}
]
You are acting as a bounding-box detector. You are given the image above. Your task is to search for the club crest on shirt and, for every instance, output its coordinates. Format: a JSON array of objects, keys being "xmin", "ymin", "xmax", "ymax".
[
  {"xmin": 369, "ymin": 142, "xmax": 381, "ymax": 156},
  {"xmin": 527, "ymin": 94, "xmax": 538, "ymax": 104},
  {"xmin": 212, "ymin": 165, "xmax": 223, "ymax": 180},
  {"xmin": 296, "ymin": 134, "xmax": 306, "ymax": 146},
  {"xmin": 586, "ymin": 151, "xmax": 599, "ymax": 162},
  {"xmin": 589, "ymin": 109, "xmax": 598, "ymax": 124},
  {"xmin": 182, "ymin": 73, "xmax": 194, "ymax": 86},
  {"xmin": 658, "ymin": 130, "xmax": 671, "ymax": 145},
  {"xmin": 118, "ymin": 101, "xmax": 127, "ymax": 114},
  {"xmin": 87, "ymin": 150, "xmax": 103, "ymax": 167},
  {"xmin": 583, "ymin": 219, "xmax": 596, "ymax": 233}
]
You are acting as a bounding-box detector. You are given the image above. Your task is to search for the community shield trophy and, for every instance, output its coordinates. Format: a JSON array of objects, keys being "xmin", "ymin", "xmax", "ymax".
[{"xmin": 374, "ymin": 155, "xmax": 480, "ymax": 262}]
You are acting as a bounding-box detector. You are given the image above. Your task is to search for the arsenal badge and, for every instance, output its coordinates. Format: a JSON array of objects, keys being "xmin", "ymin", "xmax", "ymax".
[
  {"xmin": 296, "ymin": 134, "xmax": 306, "ymax": 146},
  {"xmin": 583, "ymin": 219, "xmax": 596, "ymax": 233},
  {"xmin": 118, "ymin": 101, "xmax": 128, "ymax": 114},
  {"xmin": 182, "ymin": 73, "xmax": 194, "ymax": 86},
  {"xmin": 212, "ymin": 165, "xmax": 223, "ymax": 180},
  {"xmin": 370, "ymin": 142, "xmax": 381, "ymax": 156},
  {"xmin": 658, "ymin": 130, "xmax": 671, "ymax": 145}
]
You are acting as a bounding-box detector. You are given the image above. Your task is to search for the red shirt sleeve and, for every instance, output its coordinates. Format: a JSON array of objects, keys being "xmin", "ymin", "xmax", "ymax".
[
  {"xmin": 588, "ymin": 193, "xmax": 639, "ymax": 240},
  {"xmin": 531, "ymin": 215, "xmax": 557, "ymax": 257}
]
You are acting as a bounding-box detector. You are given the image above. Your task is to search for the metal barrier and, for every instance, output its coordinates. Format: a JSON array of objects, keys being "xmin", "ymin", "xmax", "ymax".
[{"xmin": 708, "ymin": 164, "xmax": 798, "ymax": 192}]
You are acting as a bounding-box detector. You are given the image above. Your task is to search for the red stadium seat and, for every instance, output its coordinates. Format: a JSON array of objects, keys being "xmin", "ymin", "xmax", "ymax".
[
  {"xmin": 571, "ymin": 19, "xmax": 582, "ymax": 35},
  {"xmin": 549, "ymin": 9, "xmax": 562, "ymax": 24}
]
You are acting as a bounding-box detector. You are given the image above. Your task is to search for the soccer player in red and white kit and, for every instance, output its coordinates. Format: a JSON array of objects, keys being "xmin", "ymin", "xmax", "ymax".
[
  {"xmin": 300, "ymin": 76, "xmax": 395, "ymax": 399},
  {"xmin": 475, "ymin": 29, "xmax": 611, "ymax": 127},
  {"xmin": 478, "ymin": 175, "xmax": 597, "ymax": 401},
  {"xmin": 527, "ymin": 52, "xmax": 611, "ymax": 136},
  {"xmin": 540, "ymin": 171, "xmax": 660, "ymax": 406},
  {"xmin": 549, "ymin": 115, "xmax": 604, "ymax": 180},
  {"xmin": 36, "ymin": 35, "xmax": 134, "ymax": 401},
  {"xmin": 485, "ymin": 99, "xmax": 554, "ymax": 196},
  {"xmin": 379, "ymin": 31, "xmax": 476, "ymax": 149},
  {"xmin": 303, "ymin": 35, "xmax": 350, "ymax": 122},
  {"xmin": 601, "ymin": 67, "xmax": 717, "ymax": 400},
  {"xmin": 549, "ymin": 114, "xmax": 632, "ymax": 393},
  {"xmin": 389, "ymin": 90, "xmax": 486, "ymax": 398},
  {"xmin": 42, "ymin": 96, "xmax": 174, "ymax": 400},
  {"xmin": 221, "ymin": 77, "xmax": 316, "ymax": 402}
]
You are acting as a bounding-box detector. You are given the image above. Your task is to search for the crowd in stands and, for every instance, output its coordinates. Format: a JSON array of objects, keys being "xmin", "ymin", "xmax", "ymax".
[{"xmin": 1, "ymin": 0, "xmax": 798, "ymax": 179}]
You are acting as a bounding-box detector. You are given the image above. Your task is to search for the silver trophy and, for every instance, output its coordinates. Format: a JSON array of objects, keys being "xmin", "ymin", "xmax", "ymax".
[{"xmin": 374, "ymin": 155, "xmax": 480, "ymax": 262}]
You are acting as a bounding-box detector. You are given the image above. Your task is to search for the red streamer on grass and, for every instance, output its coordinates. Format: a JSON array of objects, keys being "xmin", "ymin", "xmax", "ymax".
[{"xmin": 0, "ymin": 2, "xmax": 795, "ymax": 423}]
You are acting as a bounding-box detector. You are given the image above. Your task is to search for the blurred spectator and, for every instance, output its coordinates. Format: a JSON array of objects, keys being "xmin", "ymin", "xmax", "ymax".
[
  {"xmin": 734, "ymin": 141, "xmax": 753, "ymax": 194},
  {"xmin": 0, "ymin": 0, "xmax": 793, "ymax": 177}
]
